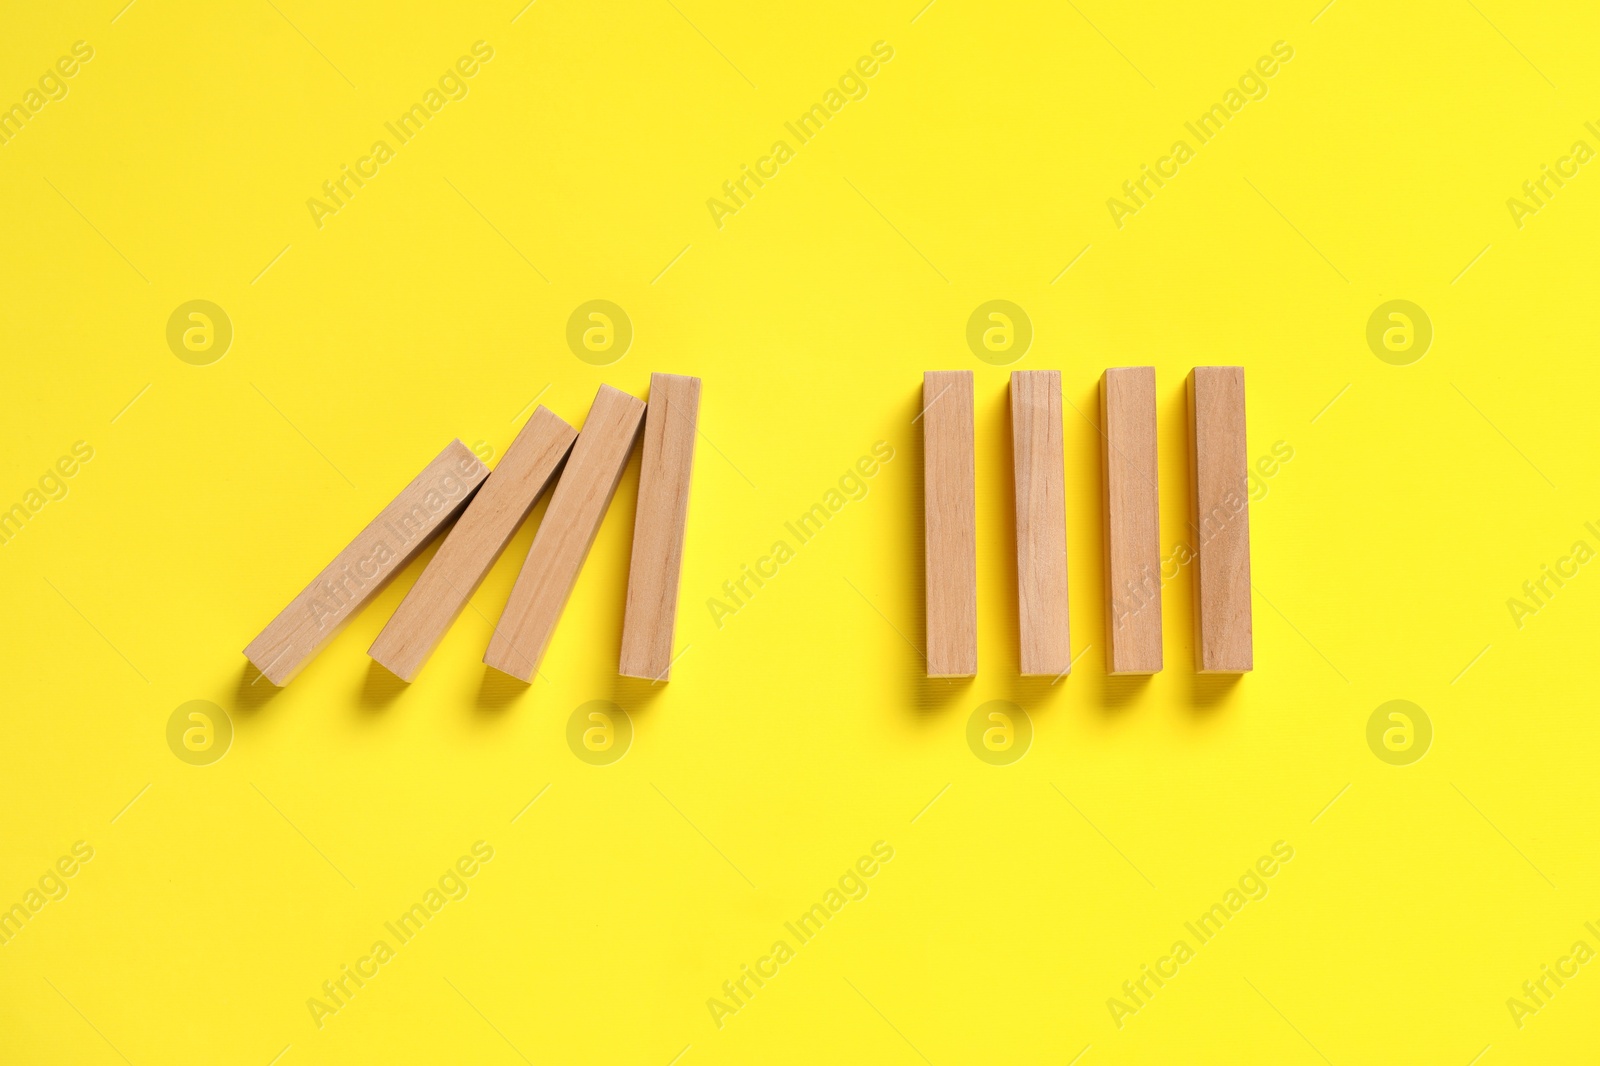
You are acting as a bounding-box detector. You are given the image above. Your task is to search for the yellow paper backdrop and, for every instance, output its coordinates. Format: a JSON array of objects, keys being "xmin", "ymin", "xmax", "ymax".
[{"xmin": 2, "ymin": 1, "xmax": 1598, "ymax": 1062}]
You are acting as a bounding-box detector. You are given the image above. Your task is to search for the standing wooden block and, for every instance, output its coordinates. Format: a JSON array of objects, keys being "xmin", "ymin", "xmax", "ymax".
[
  {"xmin": 1189, "ymin": 366, "xmax": 1253, "ymax": 673},
  {"xmin": 484, "ymin": 385, "xmax": 646, "ymax": 681},
  {"xmin": 1100, "ymin": 367, "xmax": 1162, "ymax": 674},
  {"xmin": 923, "ymin": 370, "xmax": 977, "ymax": 677},
  {"xmin": 243, "ymin": 440, "xmax": 489, "ymax": 685},
  {"xmin": 368, "ymin": 408, "xmax": 577, "ymax": 682},
  {"xmin": 619, "ymin": 373, "xmax": 701, "ymax": 681},
  {"xmin": 1010, "ymin": 371, "xmax": 1071, "ymax": 677}
]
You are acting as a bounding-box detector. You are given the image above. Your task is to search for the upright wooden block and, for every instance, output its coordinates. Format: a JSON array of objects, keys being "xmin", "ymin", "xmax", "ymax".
[
  {"xmin": 619, "ymin": 373, "xmax": 701, "ymax": 681},
  {"xmin": 923, "ymin": 370, "xmax": 977, "ymax": 677},
  {"xmin": 1100, "ymin": 367, "xmax": 1162, "ymax": 674},
  {"xmin": 484, "ymin": 385, "xmax": 646, "ymax": 681},
  {"xmin": 1189, "ymin": 366, "xmax": 1253, "ymax": 673},
  {"xmin": 368, "ymin": 408, "xmax": 577, "ymax": 681},
  {"xmin": 1010, "ymin": 371, "xmax": 1071, "ymax": 677},
  {"xmin": 243, "ymin": 440, "xmax": 489, "ymax": 685}
]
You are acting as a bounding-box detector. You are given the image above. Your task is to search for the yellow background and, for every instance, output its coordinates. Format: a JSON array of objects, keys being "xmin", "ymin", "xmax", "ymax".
[{"xmin": 3, "ymin": 0, "xmax": 1598, "ymax": 1062}]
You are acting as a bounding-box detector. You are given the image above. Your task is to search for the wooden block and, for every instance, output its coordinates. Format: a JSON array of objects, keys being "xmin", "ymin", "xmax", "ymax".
[
  {"xmin": 484, "ymin": 385, "xmax": 646, "ymax": 681},
  {"xmin": 1010, "ymin": 370, "xmax": 1071, "ymax": 676},
  {"xmin": 1100, "ymin": 367, "xmax": 1162, "ymax": 674},
  {"xmin": 368, "ymin": 408, "xmax": 577, "ymax": 682},
  {"xmin": 243, "ymin": 441, "xmax": 489, "ymax": 685},
  {"xmin": 1189, "ymin": 366, "xmax": 1253, "ymax": 673},
  {"xmin": 619, "ymin": 373, "xmax": 701, "ymax": 681},
  {"xmin": 923, "ymin": 370, "xmax": 977, "ymax": 677}
]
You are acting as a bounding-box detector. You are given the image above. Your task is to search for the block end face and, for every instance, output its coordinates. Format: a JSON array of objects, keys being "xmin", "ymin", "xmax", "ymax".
[
  {"xmin": 241, "ymin": 647, "xmax": 293, "ymax": 687},
  {"xmin": 444, "ymin": 437, "xmax": 491, "ymax": 485},
  {"xmin": 1106, "ymin": 646, "xmax": 1163, "ymax": 676},
  {"xmin": 616, "ymin": 636, "xmax": 666, "ymax": 680},
  {"xmin": 1019, "ymin": 646, "xmax": 1072, "ymax": 677},
  {"xmin": 481, "ymin": 651, "xmax": 535, "ymax": 684},
  {"xmin": 1198, "ymin": 644, "xmax": 1253, "ymax": 674},
  {"xmin": 366, "ymin": 645, "xmax": 419, "ymax": 685},
  {"xmin": 651, "ymin": 372, "xmax": 703, "ymax": 389},
  {"xmin": 925, "ymin": 651, "xmax": 977, "ymax": 679},
  {"xmin": 594, "ymin": 382, "xmax": 648, "ymax": 414},
  {"xmin": 523, "ymin": 407, "xmax": 579, "ymax": 455}
]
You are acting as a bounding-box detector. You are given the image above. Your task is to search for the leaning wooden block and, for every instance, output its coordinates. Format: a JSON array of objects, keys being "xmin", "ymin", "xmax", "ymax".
[
  {"xmin": 619, "ymin": 373, "xmax": 701, "ymax": 681},
  {"xmin": 1011, "ymin": 370, "xmax": 1071, "ymax": 677},
  {"xmin": 243, "ymin": 440, "xmax": 489, "ymax": 685},
  {"xmin": 1100, "ymin": 367, "xmax": 1162, "ymax": 674},
  {"xmin": 369, "ymin": 408, "xmax": 576, "ymax": 682},
  {"xmin": 1189, "ymin": 366, "xmax": 1253, "ymax": 673},
  {"xmin": 923, "ymin": 370, "xmax": 977, "ymax": 677},
  {"xmin": 484, "ymin": 385, "xmax": 646, "ymax": 681}
]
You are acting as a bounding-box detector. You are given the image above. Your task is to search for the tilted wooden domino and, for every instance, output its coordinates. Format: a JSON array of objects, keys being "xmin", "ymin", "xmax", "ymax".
[
  {"xmin": 619, "ymin": 373, "xmax": 701, "ymax": 681},
  {"xmin": 1010, "ymin": 370, "xmax": 1071, "ymax": 677},
  {"xmin": 368, "ymin": 407, "xmax": 576, "ymax": 682},
  {"xmin": 1100, "ymin": 367, "xmax": 1162, "ymax": 675},
  {"xmin": 484, "ymin": 384, "xmax": 646, "ymax": 682},
  {"xmin": 244, "ymin": 440, "xmax": 489, "ymax": 685},
  {"xmin": 923, "ymin": 370, "xmax": 977, "ymax": 678},
  {"xmin": 1188, "ymin": 366, "xmax": 1253, "ymax": 673}
]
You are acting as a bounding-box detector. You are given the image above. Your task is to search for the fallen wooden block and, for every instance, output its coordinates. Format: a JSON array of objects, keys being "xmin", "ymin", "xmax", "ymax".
[
  {"xmin": 368, "ymin": 408, "xmax": 577, "ymax": 682},
  {"xmin": 1010, "ymin": 370, "xmax": 1071, "ymax": 677},
  {"xmin": 619, "ymin": 373, "xmax": 701, "ymax": 681},
  {"xmin": 1100, "ymin": 367, "xmax": 1162, "ymax": 674},
  {"xmin": 484, "ymin": 384, "xmax": 646, "ymax": 681},
  {"xmin": 1189, "ymin": 366, "xmax": 1253, "ymax": 673},
  {"xmin": 243, "ymin": 440, "xmax": 489, "ymax": 685},
  {"xmin": 923, "ymin": 370, "xmax": 977, "ymax": 677}
]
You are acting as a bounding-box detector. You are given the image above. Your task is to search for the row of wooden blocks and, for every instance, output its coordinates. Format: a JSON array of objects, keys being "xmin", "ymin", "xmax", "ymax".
[
  {"xmin": 244, "ymin": 375, "xmax": 701, "ymax": 686},
  {"xmin": 923, "ymin": 367, "xmax": 1252, "ymax": 679}
]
